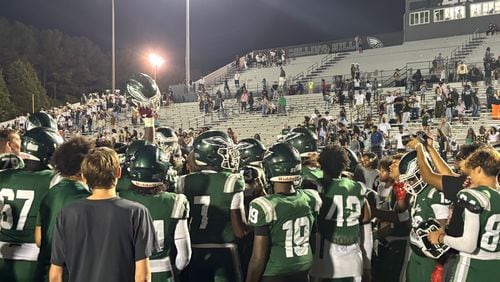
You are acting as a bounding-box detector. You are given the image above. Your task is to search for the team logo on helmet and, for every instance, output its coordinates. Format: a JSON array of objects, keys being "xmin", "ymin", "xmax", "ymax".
[
  {"xmin": 412, "ymin": 218, "xmax": 450, "ymax": 259},
  {"xmin": 366, "ymin": 36, "xmax": 383, "ymax": 49}
]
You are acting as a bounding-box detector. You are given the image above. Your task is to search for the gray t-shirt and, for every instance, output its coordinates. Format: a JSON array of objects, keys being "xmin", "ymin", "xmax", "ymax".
[{"xmin": 51, "ymin": 197, "xmax": 159, "ymax": 282}]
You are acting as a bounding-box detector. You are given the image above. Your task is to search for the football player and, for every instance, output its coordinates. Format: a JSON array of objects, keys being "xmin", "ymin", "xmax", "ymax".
[
  {"xmin": 428, "ymin": 147, "xmax": 500, "ymax": 281},
  {"xmin": 34, "ymin": 136, "xmax": 94, "ymax": 281},
  {"xmin": 310, "ymin": 144, "xmax": 372, "ymax": 281},
  {"xmin": 0, "ymin": 128, "xmax": 21, "ymax": 156},
  {"xmin": 0, "ymin": 127, "xmax": 63, "ymax": 281},
  {"xmin": 398, "ymin": 151, "xmax": 449, "ymax": 282},
  {"xmin": 237, "ymin": 138, "xmax": 267, "ymax": 204},
  {"xmin": 176, "ymin": 130, "xmax": 247, "ymax": 282},
  {"xmin": 156, "ymin": 127, "xmax": 184, "ymax": 189},
  {"xmin": 116, "ymin": 140, "xmax": 151, "ymax": 192},
  {"xmin": 283, "ymin": 127, "xmax": 322, "ymax": 189},
  {"xmin": 120, "ymin": 144, "xmax": 191, "ymax": 282},
  {"xmin": 246, "ymin": 142, "xmax": 322, "ymax": 282}
]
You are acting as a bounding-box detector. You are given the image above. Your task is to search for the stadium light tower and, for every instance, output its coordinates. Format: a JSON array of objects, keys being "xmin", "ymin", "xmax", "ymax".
[
  {"xmin": 111, "ymin": 0, "xmax": 116, "ymax": 94},
  {"xmin": 186, "ymin": 0, "xmax": 191, "ymax": 88},
  {"xmin": 149, "ymin": 53, "xmax": 165, "ymax": 80}
]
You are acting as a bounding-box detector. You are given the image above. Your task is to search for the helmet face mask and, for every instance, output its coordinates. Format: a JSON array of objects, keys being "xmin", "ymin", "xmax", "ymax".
[
  {"xmin": 413, "ymin": 218, "xmax": 450, "ymax": 259},
  {"xmin": 155, "ymin": 127, "xmax": 179, "ymax": 157},
  {"xmin": 194, "ymin": 131, "xmax": 239, "ymax": 172},
  {"xmin": 399, "ymin": 151, "xmax": 427, "ymax": 195}
]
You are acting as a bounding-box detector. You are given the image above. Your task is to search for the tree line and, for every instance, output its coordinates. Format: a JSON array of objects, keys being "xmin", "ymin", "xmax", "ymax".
[{"xmin": 0, "ymin": 17, "xmax": 146, "ymax": 121}]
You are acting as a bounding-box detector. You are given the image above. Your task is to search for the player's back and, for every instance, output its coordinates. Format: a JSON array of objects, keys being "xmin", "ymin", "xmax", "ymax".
[
  {"xmin": 177, "ymin": 170, "xmax": 244, "ymax": 244},
  {"xmin": 460, "ymin": 186, "xmax": 500, "ymax": 255},
  {"xmin": 317, "ymin": 177, "xmax": 366, "ymax": 245},
  {"xmin": 0, "ymin": 169, "xmax": 54, "ymax": 244},
  {"xmin": 37, "ymin": 179, "xmax": 90, "ymax": 272},
  {"xmin": 0, "ymin": 168, "xmax": 53, "ymax": 281},
  {"xmin": 119, "ymin": 189, "xmax": 188, "ymax": 259},
  {"xmin": 249, "ymin": 189, "xmax": 321, "ymax": 277}
]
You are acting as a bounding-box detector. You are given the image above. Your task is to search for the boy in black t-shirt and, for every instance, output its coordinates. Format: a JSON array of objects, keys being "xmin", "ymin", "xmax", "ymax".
[{"xmin": 50, "ymin": 148, "xmax": 158, "ymax": 282}]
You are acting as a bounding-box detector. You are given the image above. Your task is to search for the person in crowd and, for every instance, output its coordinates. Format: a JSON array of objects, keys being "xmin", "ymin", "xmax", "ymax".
[
  {"xmin": 477, "ymin": 125, "xmax": 489, "ymax": 144},
  {"xmin": 370, "ymin": 125, "xmax": 384, "ymax": 159},
  {"xmin": 489, "ymin": 126, "xmax": 499, "ymax": 145},
  {"xmin": 465, "ymin": 128, "xmax": 477, "ymax": 145},
  {"xmin": 49, "ymin": 147, "xmax": 158, "ymax": 282}
]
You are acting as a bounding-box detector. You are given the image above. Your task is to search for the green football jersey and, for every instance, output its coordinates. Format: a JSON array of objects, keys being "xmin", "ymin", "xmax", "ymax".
[
  {"xmin": 0, "ymin": 169, "xmax": 54, "ymax": 244},
  {"xmin": 119, "ymin": 190, "xmax": 189, "ymax": 259},
  {"xmin": 176, "ymin": 170, "xmax": 244, "ymax": 244},
  {"xmin": 457, "ymin": 186, "xmax": 500, "ymax": 254},
  {"xmin": 248, "ymin": 189, "xmax": 322, "ymax": 277},
  {"xmin": 116, "ymin": 173, "xmax": 131, "ymax": 192},
  {"xmin": 317, "ymin": 178, "xmax": 367, "ymax": 245},
  {"xmin": 409, "ymin": 185, "xmax": 449, "ymax": 251},
  {"xmin": 302, "ymin": 166, "xmax": 323, "ymax": 185},
  {"xmin": 36, "ymin": 179, "xmax": 90, "ymax": 266}
]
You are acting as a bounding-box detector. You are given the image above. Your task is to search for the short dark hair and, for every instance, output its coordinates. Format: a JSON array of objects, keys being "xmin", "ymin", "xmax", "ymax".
[
  {"xmin": 319, "ymin": 144, "xmax": 349, "ymax": 178},
  {"xmin": 378, "ymin": 157, "xmax": 392, "ymax": 171},
  {"xmin": 53, "ymin": 136, "xmax": 95, "ymax": 177},
  {"xmin": 362, "ymin": 152, "xmax": 379, "ymax": 169},
  {"xmin": 456, "ymin": 142, "xmax": 485, "ymax": 161}
]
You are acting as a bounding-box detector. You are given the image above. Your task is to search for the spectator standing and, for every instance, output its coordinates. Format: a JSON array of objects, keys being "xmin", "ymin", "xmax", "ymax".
[
  {"xmin": 49, "ymin": 148, "xmax": 158, "ymax": 282},
  {"xmin": 240, "ymin": 88, "xmax": 248, "ymax": 112},
  {"xmin": 456, "ymin": 99, "xmax": 466, "ymax": 124},
  {"xmin": 471, "ymin": 88, "xmax": 480, "ymax": 117},
  {"xmin": 278, "ymin": 94, "xmax": 287, "ymax": 114},
  {"xmin": 307, "ymin": 80, "xmax": 314, "ymax": 94},
  {"xmin": 224, "ymin": 79, "xmax": 231, "ymax": 96},
  {"xmin": 234, "ymin": 73, "xmax": 240, "ymax": 89},
  {"xmin": 278, "ymin": 67, "xmax": 286, "ymax": 89},
  {"xmin": 365, "ymin": 80, "xmax": 372, "ymax": 106},
  {"xmin": 354, "ymin": 91, "xmax": 365, "ymax": 121},
  {"xmin": 248, "ymin": 92, "xmax": 254, "ymax": 111},
  {"xmin": 370, "ymin": 125, "xmax": 383, "ymax": 158},
  {"xmin": 456, "ymin": 61, "xmax": 468, "ymax": 85}
]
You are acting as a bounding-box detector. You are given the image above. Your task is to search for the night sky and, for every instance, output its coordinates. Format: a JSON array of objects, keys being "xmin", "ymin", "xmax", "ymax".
[{"xmin": 0, "ymin": 0, "xmax": 405, "ymax": 82}]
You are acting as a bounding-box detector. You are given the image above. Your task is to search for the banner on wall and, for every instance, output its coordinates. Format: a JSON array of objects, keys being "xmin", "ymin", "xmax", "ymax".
[{"xmin": 259, "ymin": 32, "xmax": 403, "ymax": 58}]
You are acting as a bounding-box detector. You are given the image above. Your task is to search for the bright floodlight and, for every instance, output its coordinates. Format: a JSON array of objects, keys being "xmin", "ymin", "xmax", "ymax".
[{"xmin": 149, "ymin": 53, "xmax": 164, "ymax": 67}]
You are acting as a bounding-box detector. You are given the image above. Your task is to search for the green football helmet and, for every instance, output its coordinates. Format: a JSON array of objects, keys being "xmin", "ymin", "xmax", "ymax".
[
  {"xmin": 126, "ymin": 73, "xmax": 161, "ymax": 106},
  {"xmin": 193, "ymin": 130, "xmax": 239, "ymax": 171},
  {"xmin": 399, "ymin": 150, "xmax": 427, "ymax": 195},
  {"xmin": 237, "ymin": 138, "xmax": 266, "ymax": 167},
  {"xmin": 125, "ymin": 140, "xmax": 152, "ymax": 164},
  {"xmin": 27, "ymin": 112, "xmax": 58, "ymax": 131},
  {"xmin": 284, "ymin": 127, "xmax": 318, "ymax": 157},
  {"xmin": 21, "ymin": 127, "xmax": 63, "ymax": 165},
  {"xmin": 129, "ymin": 145, "xmax": 169, "ymax": 187},
  {"xmin": 156, "ymin": 127, "xmax": 179, "ymax": 156},
  {"xmin": 262, "ymin": 142, "xmax": 302, "ymax": 183},
  {"xmin": 344, "ymin": 148, "xmax": 358, "ymax": 173}
]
